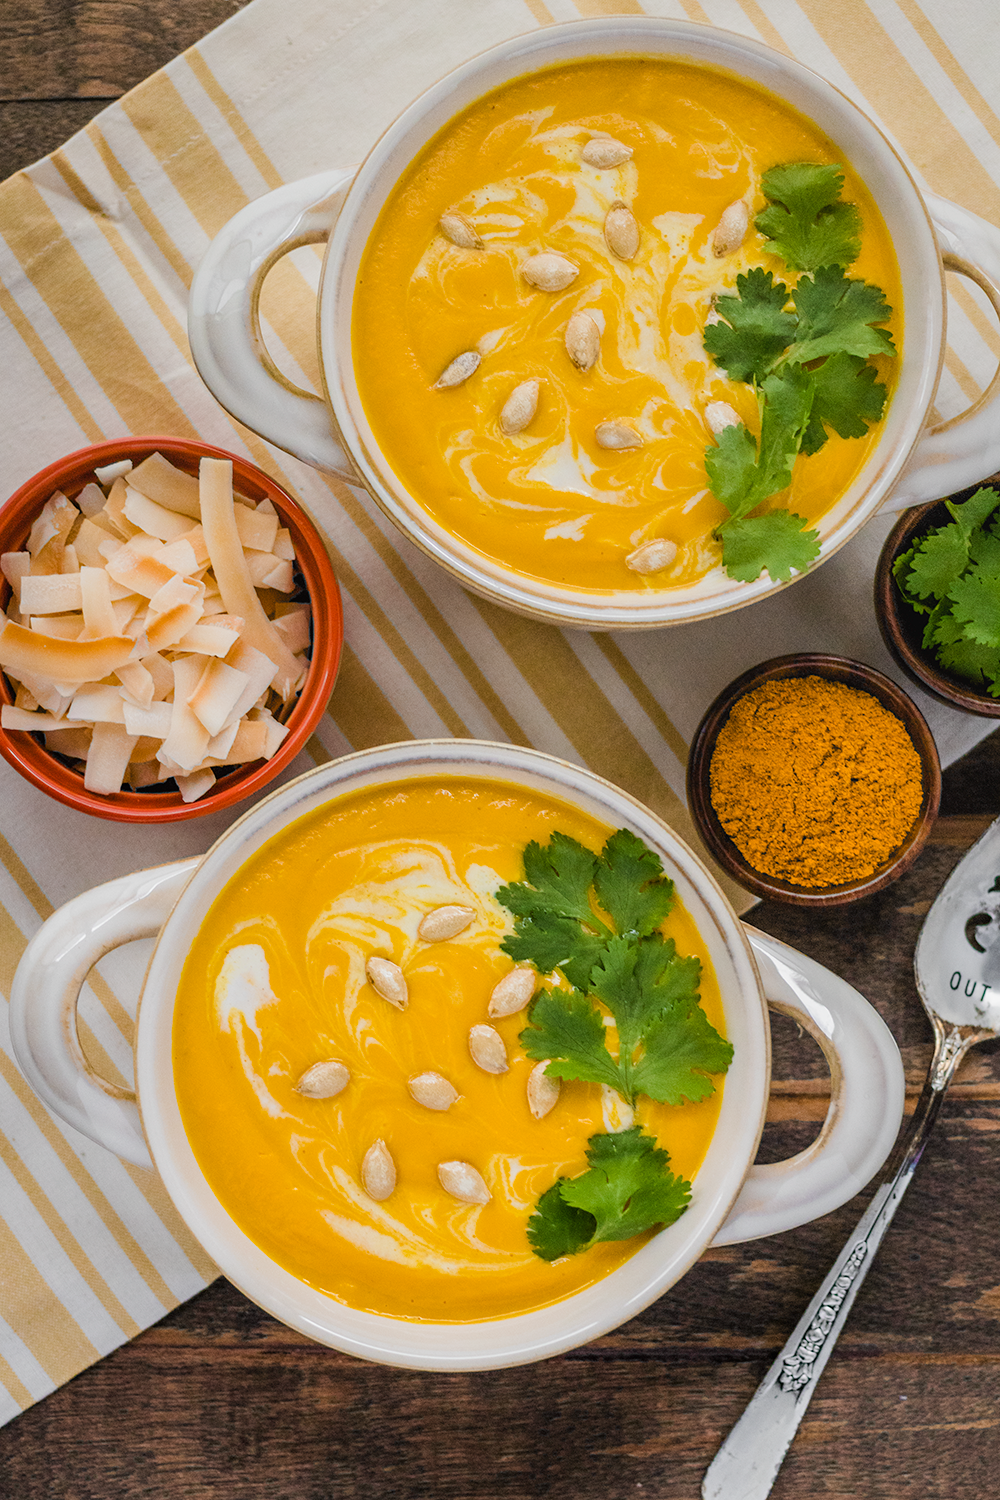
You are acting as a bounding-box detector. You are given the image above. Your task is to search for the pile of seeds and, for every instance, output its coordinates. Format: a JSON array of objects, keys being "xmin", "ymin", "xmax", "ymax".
[
  {"xmin": 432, "ymin": 131, "xmax": 751, "ymax": 578},
  {"xmin": 291, "ymin": 900, "xmax": 557, "ymax": 1208}
]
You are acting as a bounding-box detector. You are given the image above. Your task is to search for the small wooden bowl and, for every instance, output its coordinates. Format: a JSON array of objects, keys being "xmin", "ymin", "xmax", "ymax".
[
  {"xmin": 875, "ymin": 485, "xmax": 1000, "ymax": 717},
  {"xmin": 687, "ymin": 653, "xmax": 941, "ymax": 907}
]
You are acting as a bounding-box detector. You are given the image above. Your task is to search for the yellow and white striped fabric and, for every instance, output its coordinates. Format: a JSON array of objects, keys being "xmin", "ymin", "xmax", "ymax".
[{"xmin": 0, "ymin": 0, "xmax": 997, "ymax": 1421}]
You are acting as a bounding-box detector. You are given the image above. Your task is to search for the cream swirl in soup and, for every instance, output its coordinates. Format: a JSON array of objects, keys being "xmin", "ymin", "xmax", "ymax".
[
  {"xmin": 353, "ymin": 58, "xmax": 901, "ymax": 591},
  {"xmin": 173, "ymin": 779, "xmax": 727, "ymax": 1321}
]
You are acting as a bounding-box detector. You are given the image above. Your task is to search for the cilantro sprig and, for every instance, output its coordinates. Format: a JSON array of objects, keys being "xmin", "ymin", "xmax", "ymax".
[
  {"xmin": 702, "ymin": 164, "xmax": 895, "ymax": 584},
  {"xmin": 496, "ymin": 828, "xmax": 733, "ymax": 1260},
  {"xmin": 528, "ymin": 1128, "xmax": 692, "ymax": 1261},
  {"xmin": 893, "ymin": 486, "xmax": 1000, "ymax": 695},
  {"xmin": 498, "ymin": 829, "xmax": 732, "ymax": 1107}
]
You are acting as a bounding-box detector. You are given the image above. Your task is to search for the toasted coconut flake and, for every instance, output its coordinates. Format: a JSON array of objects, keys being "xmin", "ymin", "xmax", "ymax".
[
  {"xmin": 84, "ymin": 723, "xmax": 138, "ymax": 795},
  {"xmin": 122, "ymin": 699, "xmax": 172, "ymax": 739},
  {"xmin": 223, "ymin": 641, "xmax": 280, "ymax": 725},
  {"xmin": 60, "ymin": 545, "xmax": 80, "ymax": 575},
  {"xmin": 68, "ymin": 684, "xmax": 126, "ymax": 723},
  {"xmin": 45, "ymin": 727, "xmax": 92, "ymax": 758},
  {"xmin": 73, "ymin": 518, "xmax": 114, "ymax": 569},
  {"xmin": 19, "ymin": 574, "xmax": 83, "ymax": 616},
  {"xmin": 1, "ymin": 707, "xmax": 86, "ymax": 732},
  {"xmin": 79, "ymin": 565, "xmax": 119, "ymax": 638},
  {"xmin": 177, "ymin": 623, "xmax": 242, "ymax": 658},
  {"xmin": 199, "ymin": 459, "xmax": 299, "ymax": 698},
  {"xmin": 272, "ymin": 528, "xmax": 295, "ymax": 562},
  {"xmin": 145, "ymin": 597, "xmax": 204, "ymax": 652},
  {"xmin": 29, "ymin": 615, "xmax": 84, "ymax": 641},
  {"xmin": 123, "ymin": 488, "xmax": 193, "ymax": 542},
  {"xmin": 222, "ymin": 718, "xmax": 269, "ymax": 763},
  {"xmin": 175, "ymin": 768, "xmax": 217, "ymax": 803},
  {"xmin": 128, "ymin": 452, "xmax": 202, "ymax": 519},
  {"xmin": 1, "ymin": 553, "xmax": 30, "ymax": 607},
  {"xmin": 0, "ymin": 621, "xmax": 133, "ymax": 682},
  {"xmin": 147, "ymin": 573, "xmax": 200, "ymax": 616},
  {"xmin": 271, "ymin": 606, "xmax": 311, "ymax": 655},
  {"xmin": 156, "ymin": 539, "xmax": 200, "ymax": 577},
  {"xmin": 189, "ymin": 658, "xmax": 250, "ymax": 737},
  {"xmin": 158, "ymin": 656, "xmax": 211, "ymax": 772},
  {"xmin": 93, "ymin": 459, "xmax": 132, "ymax": 488},
  {"xmin": 233, "ymin": 505, "xmax": 279, "ymax": 554}
]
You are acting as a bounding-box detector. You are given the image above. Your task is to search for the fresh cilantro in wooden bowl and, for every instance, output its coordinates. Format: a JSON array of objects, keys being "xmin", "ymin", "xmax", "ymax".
[
  {"xmin": 704, "ymin": 163, "xmax": 896, "ymax": 584},
  {"xmin": 495, "ymin": 829, "xmax": 733, "ymax": 1261},
  {"xmin": 876, "ymin": 482, "xmax": 1000, "ymax": 717}
]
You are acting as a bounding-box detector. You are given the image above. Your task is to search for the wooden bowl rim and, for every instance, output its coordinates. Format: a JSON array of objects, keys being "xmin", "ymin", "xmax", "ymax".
[{"xmin": 686, "ymin": 652, "xmax": 942, "ymax": 907}]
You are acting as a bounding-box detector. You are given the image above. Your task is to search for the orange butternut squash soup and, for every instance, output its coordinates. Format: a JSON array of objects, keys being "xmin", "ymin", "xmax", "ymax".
[
  {"xmin": 173, "ymin": 779, "xmax": 731, "ymax": 1321},
  {"xmin": 353, "ymin": 57, "xmax": 902, "ymax": 592}
]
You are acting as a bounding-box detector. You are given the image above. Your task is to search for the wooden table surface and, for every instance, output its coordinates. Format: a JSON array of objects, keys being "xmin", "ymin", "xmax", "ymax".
[{"xmin": 3, "ymin": 5, "xmax": 1000, "ymax": 1496}]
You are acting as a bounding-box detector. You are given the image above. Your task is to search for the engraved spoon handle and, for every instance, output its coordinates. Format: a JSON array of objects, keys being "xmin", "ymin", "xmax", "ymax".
[{"xmin": 701, "ymin": 1023, "xmax": 973, "ymax": 1500}]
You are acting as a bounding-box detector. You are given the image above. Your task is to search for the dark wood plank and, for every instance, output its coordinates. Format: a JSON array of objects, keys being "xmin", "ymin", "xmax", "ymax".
[
  {"xmin": 0, "ymin": 100, "xmax": 104, "ymax": 179},
  {"xmin": 0, "ymin": 0, "xmax": 251, "ymax": 102}
]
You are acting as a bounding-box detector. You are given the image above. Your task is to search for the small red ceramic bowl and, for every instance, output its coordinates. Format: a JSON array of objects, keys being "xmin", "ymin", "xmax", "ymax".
[{"xmin": 0, "ymin": 436, "xmax": 343, "ymax": 822}]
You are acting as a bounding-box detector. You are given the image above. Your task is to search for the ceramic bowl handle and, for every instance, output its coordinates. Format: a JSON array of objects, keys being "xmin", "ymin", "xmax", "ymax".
[
  {"xmin": 884, "ymin": 195, "xmax": 1000, "ymax": 512},
  {"xmin": 9, "ymin": 859, "xmax": 199, "ymax": 1169},
  {"xmin": 712, "ymin": 926, "xmax": 905, "ymax": 1246},
  {"xmin": 187, "ymin": 168, "xmax": 356, "ymax": 476}
]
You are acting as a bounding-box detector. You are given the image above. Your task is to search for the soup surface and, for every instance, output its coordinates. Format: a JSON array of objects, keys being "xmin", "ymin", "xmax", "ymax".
[
  {"xmin": 353, "ymin": 57, "xmax": 902, "ymax": 592},
  {"xmin": 173, "ymin": 778, "xmax": 727, "ymax": 1321}
]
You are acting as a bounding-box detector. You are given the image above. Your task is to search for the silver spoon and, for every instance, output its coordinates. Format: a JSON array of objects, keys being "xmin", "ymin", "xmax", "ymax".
[{"xmin": 702, "ymin": 814, "xmax": 1000, "ymax": 1500}]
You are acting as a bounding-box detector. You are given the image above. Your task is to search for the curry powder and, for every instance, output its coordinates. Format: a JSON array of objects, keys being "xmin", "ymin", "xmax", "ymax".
[{"xmin": 708, "ymin": 676, "xmax": 923, "ymax": 888}]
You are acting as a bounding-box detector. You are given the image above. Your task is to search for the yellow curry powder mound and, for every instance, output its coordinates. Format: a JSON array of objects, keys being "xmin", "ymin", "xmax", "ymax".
[{"xmin": 709, "ymin": 676, "xmax": 923, "ymax": 888}]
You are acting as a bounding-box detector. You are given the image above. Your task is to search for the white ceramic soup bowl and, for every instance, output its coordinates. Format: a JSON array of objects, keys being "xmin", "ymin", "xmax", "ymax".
[
  {"xmin": 188, "ymin": 17, "xmax": 1000, "ymax": 631},
  {"xmin": 10, "ymin": 740, "xmax": 903, "ymax": 1370}
]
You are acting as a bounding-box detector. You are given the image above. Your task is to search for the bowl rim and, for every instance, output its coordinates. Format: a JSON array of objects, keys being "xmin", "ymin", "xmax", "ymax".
[
  {"xmin": 875, "ymin": 487, "xmax": 1000, "ymax": 718},
  {"xmin": 0, "ymin": 435, "xmax": 343, "ymax": 821},
  {"xmin": 134, "ymin": 737, "xmax": 770, "ymax": 1370},
  {"xmin": 686, "ymin": 653, "xmax": 942, "ymax": 907},
  {"xmin": 317, "ymin": 15, "xmax": 944, "ymax": 628}
]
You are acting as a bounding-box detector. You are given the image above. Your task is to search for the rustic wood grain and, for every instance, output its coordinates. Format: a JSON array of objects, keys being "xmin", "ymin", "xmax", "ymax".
[{"xmin": 0, "ymin": 0, "xmax": 251, "ymax": 100}]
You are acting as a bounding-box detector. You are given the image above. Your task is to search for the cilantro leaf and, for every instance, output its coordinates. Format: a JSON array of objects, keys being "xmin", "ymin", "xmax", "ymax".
[
  {"xmin": 801, "ymin": 352, "xmax": 888, "ymax": 454},
  {"xmin": 753, "ymin": 368, "xmax": 815, "ymax": 501},
  {"xmin": 788, "ymin": 267, "xmax": 896, "ymax": 365},
  {"xmin": 526, "ymin": 1180, "xmax": 596, "ymax": 1261},
  {"xmin": 593, "ymin": 829, "xmax": 675, "ymax": 939},
  {"xmin": 899, "ymin": 524, "xmax": 972, "ymax": 601},
  {"xmin": 560, "ymin": 1128, "xmax": 691, "ymax": 1243},
  {"xmin": 497, "ymin": 832, "xmax": 610, "ymax": 986},
  {"xmin": 706, "ymin": 368, "xmax": 814, "ymax": 526},
  {"xmin": 756, "ymin": 162, "xmax": 862, "ymax": 272},
  {"xmin": 633, "ymin": 1003, "xmax": 735, "ymax": 1106},
  {"xmin": 936, "ymin": 634, "xmax": 1000, "ymax": 691},
  {"xmin": 590, "ymin": 934, "xmax": 701, "ymax": 1071},
  {"xmin": 501, "ymin": 915, "xmax": 606, "ymax": 990},
  {"xmin": 497, "ymin": 833, "xmax": 600, "ymax": 928},
  {"xmin": 519, "ymin": 988, "xmax": 622, "ymax": 1092},
  {"xmin": 947, "ymin": 566, "xmax": 1000, "ymax": 648},
  {"xmin": 718, "ymin": 510, "xmax": 820, "ymax": 583},
  {"xmin": 703, "ymin": 268, "xmax": 796, "ymax": 383},
  {"xmin": 947, "ymin": 485, "xmax": 1000, "ymax": 532},
  {"xmin": 705, "ymin": 423, "xmax": 759, "ymax": 516},
  {"xmin": 970, "ymin": 526, "xmax": 1000, "ymax": 572}
]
